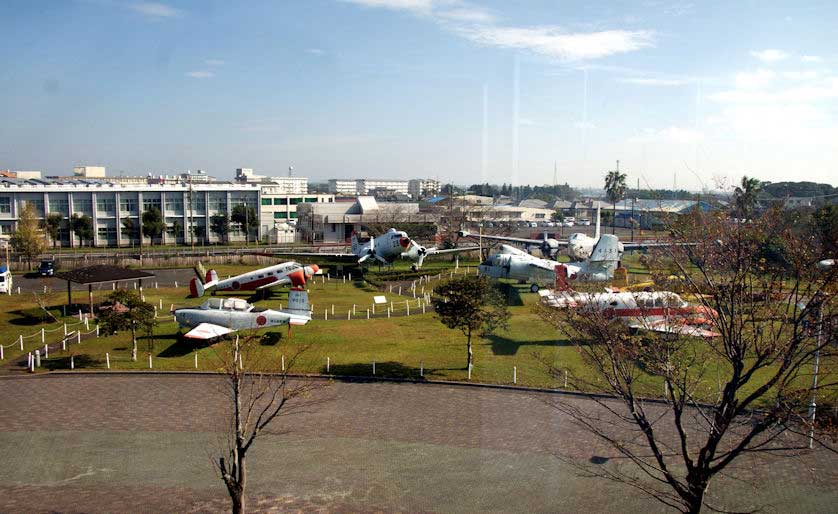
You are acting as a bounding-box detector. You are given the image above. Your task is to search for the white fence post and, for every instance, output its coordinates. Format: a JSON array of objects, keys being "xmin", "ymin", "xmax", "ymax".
[
  {"xmin": 106, "ymin": 352, "xmax": 110, "ymax": 369},
  {"xmin": 324, "ymin": 309, "xmax": 328, "ymax": 321},
  {"xmin": 159, "ymin": 298, "xmax": 163, "ymax": 309},
  {"xmin": 420, "ymin": 361, "xmax": 423, "ymax": 377},
  {"xmin": 331, "ymin": 304, "xmax": 335, "ymax": 315},
  {"xmin": 63, "ymin": 323, "xmax": 67, "ymax": 336},
  {"xmin": 366, "ymin": 309, "xmax": 370, "ymax": 319},
  {"xmin": 174, "ymin": 281, "xmax": 178, "ymax": 288},
  {"xmin": 44, "ymin": 344, "xmax": 48, "ymax": 359},
  {"xmin": 62, "ymin": 338, "xmax": 66, "ymax": 351},
  {"xmin": 467, "ymin": 364, "xmax": 472, "ymax": 380},
  {"xmin": 326, "ymin": 356, "xmax": 330, "ymax": 373},
  {"xmin": 35, "ymin": 350, "xmax": 41, "ymax": 368},
  {"xmin": 0, "ymin": 345, "xmax": 3, "ymax": 360},
  {"xmin": 41, "ymin": 328, "xmax": 45, "ymax": 344},
  {"xmin": 513, "ymin": 366, "xmax": 517, "ymax": 384},
  {"xmin": 19, "ymin": 335, "xmax": 23, "ymax": 351},
  {"xmin": 564, "ymin": 370, "xmax": 568, "ymax": 388},
  {"xmin": 148, "ymin": 354, "xmax": 152, "ymax": 369},
  {"xmin": 76, "ymin": 331, "xmax": 81, "ymax": 345},
  {"xmin": 387, "ymin": 307, "xmax": 391, "ymax": 318},
  {"xmin": 281, "ymin": 354, "xmax": 285, "ymax": 372},
  {"xmin": 194, "ymin": 352, "xmax": 198, "ymax": 369},
  {"xmin": 347, "ymin": 310, "xmax": 351, "ymax": 320},
  {"xmin": 372, "ymin": 360, "xmax": 376, "ymax": 375},
  {"xmin": 70, "ymin": 355, "xmax": 74, "ymax": 369},
  {"xmin": 406, "ymin": 300, "xmax": 410, "ymax": 316},
  {"xmin": 96, "ymin": 325, "xmax": 100, "ymax": 337},
  {"xmin": 353, "ymin": 304, "xmax": 356, "ymax": 315}
]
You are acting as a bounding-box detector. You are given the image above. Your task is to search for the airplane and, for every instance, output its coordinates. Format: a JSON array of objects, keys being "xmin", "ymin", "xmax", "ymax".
[
  {"xmin": 274, "ymin": 228, "xmax": 478, "ymax": 271},
  {"xmin": 189, "ymin": 261, "xmax": 319, "ymax": 297},
  {"xmin": 478, "ymin": 234, "xmax": 623, "ymax": 292},
  {"xmin": 460, "ymin": 204, "xmax": 676, "ymax": 261},
  {"xmin": 538, "ymin": 288, "xmax": 720, "ymax": 338},
  {"xmin": 174, "ymin": 288, "xmax": 312, "ymax": 340}
]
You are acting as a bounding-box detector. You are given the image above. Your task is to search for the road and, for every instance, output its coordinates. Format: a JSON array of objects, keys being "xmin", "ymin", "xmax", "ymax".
[
  {"xmin": 12, "ymin": 268, "xmax": 197, "ymax": 294},
  {"xmin": 0, "ymin": 374, "xmax": 834, "ymax": 513}
]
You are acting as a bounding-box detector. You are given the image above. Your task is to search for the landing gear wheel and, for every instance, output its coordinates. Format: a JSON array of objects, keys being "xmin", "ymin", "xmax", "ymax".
[
  {"xmin": 411, "ymin": 265, "xmax": 418, "ymax": 272},
  {"xmin": 530, "ymin": 283, "xmax": 540, "ymax": 293}
]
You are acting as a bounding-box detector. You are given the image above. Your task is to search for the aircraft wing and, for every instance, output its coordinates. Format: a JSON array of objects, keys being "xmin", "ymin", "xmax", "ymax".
[
  {"xmin": 271, "ymin": 251, "xmax": 357, "ymax": 259},
  {"xmin": 183, "ymin": 323, "xmax": 234, "ymax": 340},
  {"xmin": 628, "ymin": 321, "xmax": 720, "ymax": 338},
  {"xmin": 254, "ymin": 277, "xmax": 290, "ymax": 291},
  {"xmin": 460, "ymin": 232, "xmax": 568, "ymax": 247},
  {"xmin": 425, "ymin": 245, "xmax": 481, "ymax": 256},
  {"xmin": 622, "ymin": 242, "xmax": 696, "ymax": 250}
]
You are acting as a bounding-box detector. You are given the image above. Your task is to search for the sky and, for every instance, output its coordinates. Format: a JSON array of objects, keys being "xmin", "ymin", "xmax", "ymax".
[{"xmin": 1, "ymin": 0, "xmax": 837, "ymax": 190}]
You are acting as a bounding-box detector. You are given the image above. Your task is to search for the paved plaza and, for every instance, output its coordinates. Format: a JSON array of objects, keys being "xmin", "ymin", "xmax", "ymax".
[{"xmin": 0, "ymin": 374, "xmax": 835, "ymax": 513}]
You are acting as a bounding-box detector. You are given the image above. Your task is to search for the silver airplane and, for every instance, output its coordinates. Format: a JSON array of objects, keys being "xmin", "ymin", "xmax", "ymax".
[
  {"xmin": 478, "ymin": 234, "xmax": 624, "ymax": 292},
  {"xmin": 174, "ymin": 288, "xmax": 311, "ymax": 340},
  {"xmin": 275, "ymin": 228, "xmax": 477, "ymax": 271}
]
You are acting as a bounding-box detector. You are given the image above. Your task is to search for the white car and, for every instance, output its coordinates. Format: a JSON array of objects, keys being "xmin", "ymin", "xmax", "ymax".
[
  {"xmin": 563, "ymin": 221, "xmax": 575, "ymax": 227},
  {"xmin": 0, "ymin": 266, "xmax": 12, "ymax": 295},
  {"xmin": 529, "ymin": 222, "xmax": 538, "ymax": 228}
]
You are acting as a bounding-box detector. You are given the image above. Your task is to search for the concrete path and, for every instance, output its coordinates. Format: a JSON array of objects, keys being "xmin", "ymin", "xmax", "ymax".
[{"xmin": 0, "ymin": 374, "xmax": 834, "ymax": 513}]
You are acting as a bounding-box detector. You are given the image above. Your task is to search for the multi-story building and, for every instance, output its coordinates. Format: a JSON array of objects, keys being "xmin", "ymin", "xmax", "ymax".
[
  {"xmin": 236, "ymin": 168, "xmax": 308, "ymax": 194},
  {"xmin": 328, "ymin": 179, "xmax": 360, "ymax": 196},
  {"xmin": 408, "ymin": 179, "xmax": 441, "ymax": 199},
  {"xmin": 73, "ymin": 166, "xmax": 106, "ymax": 178},
  {"xmin": 0, "ymin": 177, "xmax": 259, "ymax": 246},
  {"xmin": 356, "ymin": 179, "xmax": 409, "ymax": 196},
  {"xmin": 258, "ymin": 187, "xmax": 334, "ymax": 243}
]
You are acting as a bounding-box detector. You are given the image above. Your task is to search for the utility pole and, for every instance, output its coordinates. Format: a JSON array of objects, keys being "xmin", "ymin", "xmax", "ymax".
[{"xmin": 188, "ymin": 171, "xmax": 194, "ymax": 251}]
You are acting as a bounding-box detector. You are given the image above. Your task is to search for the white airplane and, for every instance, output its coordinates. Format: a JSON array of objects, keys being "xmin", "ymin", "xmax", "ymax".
[
  {"xmin": 174, "ymin": 288, "xmax": 312, "ymax": 340},
  {"xmin": 478, "ymin": 234, "xmax": 624, "ymax": 292},
  {"xmin": 189, "ymin": 261, "xmax": 319, "ymax": 297},
  {"xmin": 460, "ymin": 204, "xmax": 675, "ymax": 261},
  {"xmin": 275, "ymin": 228, "xmax": 478, "ymax": 271},
  {"xmin": 539, "ymin": 288, "xmax": 720, "ymax": 338}
]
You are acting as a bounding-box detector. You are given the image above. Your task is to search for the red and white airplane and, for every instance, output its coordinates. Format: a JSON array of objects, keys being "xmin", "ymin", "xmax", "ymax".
[
  {"xmin": 539, "ymin": 288, "xmax": 720, "ymax": 338},
  {"xmin": 189, "ymin": 261, "xmax": 319, "ymax": 297}
]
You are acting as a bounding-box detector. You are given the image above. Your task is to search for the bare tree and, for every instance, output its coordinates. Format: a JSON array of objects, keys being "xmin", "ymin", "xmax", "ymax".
[
  {"xmin": 213, "ymin": 334, "xmax": 323, "ymax": 514},
  {"xmin": 536, "ymin": 207, "xmax": 836, "ymax": 513}
]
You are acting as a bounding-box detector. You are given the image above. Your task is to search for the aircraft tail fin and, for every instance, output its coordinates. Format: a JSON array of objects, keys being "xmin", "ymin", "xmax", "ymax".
[
  {"xmin": 190, "ymin": 269, "xmax": 219, "ymax": 297},
  {"xmin": 282, "ymin": 288, "xmax": 312, "ymax": 325},
  {"xmin": 594, "ymin": 202, "xmax": 601, "ymax": 240},
  {"xmin": 587, "ymin": 234, "xmax": 622, "ymax": 277},
  {"xmin": 351, "ymin": 231, "xmax": 360, "ymax": 254}
]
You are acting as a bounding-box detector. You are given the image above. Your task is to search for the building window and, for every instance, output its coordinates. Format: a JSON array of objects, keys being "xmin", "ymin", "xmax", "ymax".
[
  {"xmin": 0, "ymin": 197, "xmax": 11, "ymax": 214},
  {"xmin": 165, "ymin": 196, "xmax": 183, "ymax": 215},
  {"xmin": 273, "ymin": 198, "xmax": 288, "ymax": 205},
  {"xmin": 290, "ymin": 197, "xmax": 302, "ymax": 205},
  {"xmin": 190, "ymin": 195, "xmax": 206, "ymax": 213},
  {"xmin": 97, "ymin": 198, "xmax": 116, "ymax": 213},
  {"xmin": 97, "ymin": 226, "xmax": 117, "ymax": 240},
  {"xmin": 23, "ymin": 200, "xmax": 44, "ymax": 216},
  {"xmin": 290, "ymin": 212, "xmax": 298, "ymax": 219},
  {"xmin": 142, "ymin": 197, "xmax": 162, "ymax": 212},
  {"xmin": 73, "ymin": 198, "xmax": 93, "ymax": 215},
  {"xmin": 304, "ymin": 197, "xmax": 317, "ymax": 202},
  {"xmin": 261, "ymin": 198, "xmax": 272, "ymax": 206},
  {"xmin": 120, "ymin": 198, "xmax": 137, "ymax": 213},
  {"xmin": 49, "ymin": 197, "xmax": 69, "ymax": 215},
  {"xmin": 274, "ymin": 212, "xmax": 287, "ymax": 219},
  {"xmin": 208, "ymin": 193, "xmax": 226, "ymax": 212}
]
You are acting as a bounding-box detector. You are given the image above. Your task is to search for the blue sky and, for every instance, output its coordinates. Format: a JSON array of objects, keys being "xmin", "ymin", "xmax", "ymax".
[{"xmin": 1, "ymin": 0, "xmax": 836, "ymax": 190}]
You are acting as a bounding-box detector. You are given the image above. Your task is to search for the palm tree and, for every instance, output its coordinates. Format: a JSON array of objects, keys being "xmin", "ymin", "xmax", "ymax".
[
  {"xmin": 604, "ymin": 166, "xmax": 627, "ymax": 234},
  {"xmin": 733, "ymin": 175, "xmax": 762, "ymax": 219}
]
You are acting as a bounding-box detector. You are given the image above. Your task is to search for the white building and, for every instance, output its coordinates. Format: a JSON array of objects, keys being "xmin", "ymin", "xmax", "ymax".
[
  {"xmin": 408, "ymin": 179, "xmax": 441, "ymax": 199},
  {"xmin": 328, "ymin": 179, "xmax": 360, "ymax": 196},
  {"xmin": 73, "ymin": 166, "xmax": 106, "ymax": 178},
  {"xmin": 238, "ymin": 168, "xmax": 308, "ymax": 194},
  {"xmin": 258, "ymin": 188, "xmax": 334, "ymax": 243},
  {"xmin": 296, "ymin": 196, "xmax": 431, "ymax": 243},
  {"xmin": 357, "ymin": 179, "xmax": 409, "ymax": 196}
]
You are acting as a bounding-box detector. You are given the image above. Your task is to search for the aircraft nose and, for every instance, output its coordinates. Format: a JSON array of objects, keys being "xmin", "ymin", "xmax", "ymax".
[
  {"xmin": 310, "ymin": 264, "xmax": 319, "ymax": 274},
  {"xmin": 399, "ymin": 237, "xmax": 411, "ymax": 248}
]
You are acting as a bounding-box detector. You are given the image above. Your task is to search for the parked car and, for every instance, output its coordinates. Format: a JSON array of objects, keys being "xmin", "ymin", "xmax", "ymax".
[
  {"xmin": 563, "ymin": 221, "xmax": 575, "ymax": 227},
  {"xmin": 0, "ymin": 266, "xmax": 12, "ymax": 295},
  {"xmin": 38, "ymin": 260, "xmax": 56, "ymax": 277},
  {"xmin": 528, "ymin": 222, "xmax": 538, "ymax": 228},
  {"xmin": 578, "ymin": 218, "xmax": 591, "ymax": 226}
]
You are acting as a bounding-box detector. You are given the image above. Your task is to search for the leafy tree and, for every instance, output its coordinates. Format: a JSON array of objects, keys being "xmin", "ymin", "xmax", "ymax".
[
  {"xmin": 210, "ymin": 213, "xmax": 231, "ymax": 244},
  {"xmin": 121, "ymin": 216, "xmax": 137, "ymax": 242},
  {"xmin": 733, "ymin": 175, "xmax": 762, "ymax": 218},
  {"xmin": 231, "ymin": 204, "xmax": 258, "ymax": 243},
  {"xmin": 11, "ymin": 202, "xmax": 47, "ymax": 269},
  {"xmin": 810, "ymin": 204, "xmax": 837, "ymax": 257},
  {"xmin": 604, "ymin": 167, "xmax": 627, "ymax": 234},
  {"xmin": 551, "ymin": 210, "xmax": 564, "ymax": 222},
  {"xmin": 70, "ymin": 213, "xmax": 94, "ymax": 247},
  {"xmin": 431, "ymin": 275, "xmax": 509, "ymax": 371},
  {"xmin": 141, "ymin": 207, "xmax": 166, "ymax": 245},
  {"xmin": 98, "ymin": 289, "xmax": 156, "ymax": 361},
  {"xmin": 44, "ymin": 213, "xmax": 63, "ymax": 248},
  {"xmin": 170, "ymin": 219, "xmax": 183, "ymax": 242},
  {"xmin": 536, "ymin": 207, "xmax": 837, "ymax": 513}
]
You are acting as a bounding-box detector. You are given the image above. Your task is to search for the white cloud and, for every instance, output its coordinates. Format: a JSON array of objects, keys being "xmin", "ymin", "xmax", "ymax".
[
  {"xmin": 186, "ymin": 71, "xmax": 215, "ymax": 78},
  {"xmin": 340, "ymin": 0, "xmax": 435, "ymax": 13},
  {"xmin": 750, "ymin": 49, "xmax": 788, "ymax": 63},
  {"xmin": 342, "ymin": 0, "xmax": 654, "ymax": 61},
  {"xmin": 128, "ymin": 2, "xmax": 181, "ymax": 18},
  {"xmin": 574, "ymin": 121, "xmax": 596, "ymax": 129},
  {"xmin": 458, "ymin": 26, "xmax": 654, "ymax": 61},
  {"xmin": 629, "ymin": 127, "xmax": 704, "ymax": 144},
  {"xmin": 306, "ymin": 48, "xmax": 325, "ymax": 55},
  {"xmin": 782, "ymin": 70, "xmax": 819, "ymax": 81},
  {"xmin": 734, "ymin": 69, "xmax": 775, "ymax": 89},
  {"xmin": 205, "ymin": 59, "xmax": 225, "ymax": 66},
  {"xmin": 801, "ymin": 55, "xmax": 823, "ymax": 63},
  {"xmin": 709, "ymin": 78, "xmax": 838, "ymax": 104},
  {"xmin": 618, "ymin": 77, "xmax": 689, "ymax": 86}
]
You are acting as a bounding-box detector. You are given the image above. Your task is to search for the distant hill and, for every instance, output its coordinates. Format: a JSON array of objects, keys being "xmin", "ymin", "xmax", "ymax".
[{"xmin": 761, "ymin": 181, "xmax": 837, "ymax": 199}]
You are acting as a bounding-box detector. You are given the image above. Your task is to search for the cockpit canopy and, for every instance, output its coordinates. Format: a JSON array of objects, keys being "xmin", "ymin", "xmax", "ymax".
[{"xmin": 200, "ymin": 298, "xmax": 252, "ymax": 311}]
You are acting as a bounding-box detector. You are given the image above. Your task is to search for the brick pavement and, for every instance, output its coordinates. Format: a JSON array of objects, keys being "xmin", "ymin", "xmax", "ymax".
[{"xmin": 0, "ymin": 374, "xmax": 835, "ymax": 513}]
